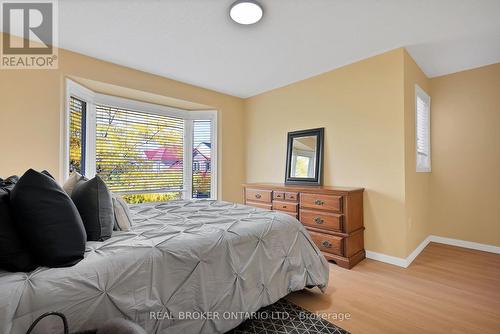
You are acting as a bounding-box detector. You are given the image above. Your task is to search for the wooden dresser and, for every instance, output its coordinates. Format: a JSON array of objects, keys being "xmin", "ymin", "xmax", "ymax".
[{"xmin": 243, "ymin": 183, "xmax": 365, "ymax": 269}]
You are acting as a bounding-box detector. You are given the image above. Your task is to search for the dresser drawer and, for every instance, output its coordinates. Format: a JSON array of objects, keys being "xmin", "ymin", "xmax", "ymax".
[
  {"xmin": 273, "ymin": 191, "xmax": 285, "ymax": 200},
  {"xmin": 272, "ymin": 200, "xmax": 298, "ymax": 213},
  {"xmin": 308, "ymin": 231, "xmax": 344, "ymax": 256},
  {"xmin": 300, "ymin": 209, "xmax": 343, "ymax": 232},
  {"xmin": 285, "ymin": 192, "xmax": 298, "ymax": 201},
  {"xmin": 300, "ymin": 193, "xmax": 343, "ymax": 212},
  {"xmin": 246, "ymin": 201, "xmax": 272, "ymax": 210},
  {"xmin": 246, "ymin": 189, "xmax": 272, "ymax": 203}
]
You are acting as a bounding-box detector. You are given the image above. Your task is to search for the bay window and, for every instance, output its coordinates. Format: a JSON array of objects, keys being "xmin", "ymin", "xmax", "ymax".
[{"xmin": 65, "ymin": 80, "xmax": 217, "ymax": 202}]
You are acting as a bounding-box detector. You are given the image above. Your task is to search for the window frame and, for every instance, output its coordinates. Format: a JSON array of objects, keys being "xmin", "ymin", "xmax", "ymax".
[
  {"xmin": 415, "ymin": 84, "xmax": 431, "ymax": 173},
  {"xmin": 64, "ymin": 80, "xmax": 96, "ymax": 180},
  {"xmin": 68, "ymin": 96, "xmax": 87, "ymax": 174},
  {"xmin": 63, "ymin": 79, "xmax": 218, "ymax": 200}
]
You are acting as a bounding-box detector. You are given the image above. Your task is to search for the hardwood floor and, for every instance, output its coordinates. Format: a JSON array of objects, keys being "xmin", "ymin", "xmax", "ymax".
[{"xmin": 287, "ymin": 242, "xmax": 500, "ymax": 334}]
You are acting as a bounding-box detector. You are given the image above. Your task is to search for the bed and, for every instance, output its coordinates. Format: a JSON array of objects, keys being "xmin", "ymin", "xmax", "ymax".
[{"xmin": 0, "ymin": 200, "xmax": 329, "ymax": 333}]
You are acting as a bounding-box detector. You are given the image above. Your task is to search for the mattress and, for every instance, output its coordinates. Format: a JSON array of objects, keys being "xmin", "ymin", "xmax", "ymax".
[{"xmin": 0, "ymin": 200, "xmax": 329, "ymax": 334}]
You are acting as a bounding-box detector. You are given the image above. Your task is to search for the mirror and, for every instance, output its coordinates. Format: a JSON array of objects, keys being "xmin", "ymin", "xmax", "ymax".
[{"xmin": 285, "ymin": 128, "xmax": 324, "ymax": 185}]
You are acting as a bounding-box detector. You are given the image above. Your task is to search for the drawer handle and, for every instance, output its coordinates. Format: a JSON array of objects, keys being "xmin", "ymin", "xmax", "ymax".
[
  {"xmin": 314, "ymin": 199, "xmax": 324, "ymax": 205},
  {"xmin": 313, "ymin": 217, "xmax": 324, "ymax": 224},
  {"xmin": 321, "ymin": 240, "xmax": 332, "ymax": 248},
  {"xmin": 255, "ymin": 194, "xmax": 262, "ymax": 199},
  {"xmin": 282, "ymin": 205, "xmax": 287, "ymax": 209}
]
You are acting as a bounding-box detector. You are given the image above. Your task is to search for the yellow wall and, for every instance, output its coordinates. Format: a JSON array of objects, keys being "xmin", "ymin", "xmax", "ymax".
[
  {"xmin": 245, "ymin": 49, "xmax": 500, "ymax": 257},
  {"xmin": 430, "ymin": 63, "xmax": 500, "ymax": 246},
  {"xmin": 0, "ymin": 33, "xmax": 246, "ymax": 203},
  {"xmin": 245, "ymin": 49, "xmax": 409, "ymax": 257},
  {"xmin": 403, "ymin": 51, "xmax": 432, "ymax": 254}
]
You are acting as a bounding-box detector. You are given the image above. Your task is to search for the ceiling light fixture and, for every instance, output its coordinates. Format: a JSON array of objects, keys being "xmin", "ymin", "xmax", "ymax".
[{"xmin": 229, "ymin": 1, "xmax": 263, "ymax": 25}]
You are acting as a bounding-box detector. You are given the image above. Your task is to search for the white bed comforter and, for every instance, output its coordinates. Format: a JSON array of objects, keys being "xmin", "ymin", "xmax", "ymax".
[{"xmin": 0, "ymin": 200, "xmax": 329, "ymax": 334}]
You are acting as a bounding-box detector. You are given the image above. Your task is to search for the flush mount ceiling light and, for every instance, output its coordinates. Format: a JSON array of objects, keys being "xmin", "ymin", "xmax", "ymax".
[{"xmin": 230, "ymin": 0, "xmax": 263, "ymax": 25}]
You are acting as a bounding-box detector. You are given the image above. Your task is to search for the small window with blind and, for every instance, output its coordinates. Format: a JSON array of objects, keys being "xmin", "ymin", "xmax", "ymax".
[
  {"xmin": 69, "ymin": 97, "xmax": 86, "ymax": 174},
  {"xmin": 415, "ymin": 85, "xmax": 431, "ymax": 172},
  {"xmin": 65, "ymin": 80, "xmax": 217, "ymax": 203},
  {"xmin": 192, "ymin": 120, "xmax": 212, "ymax": 199}
]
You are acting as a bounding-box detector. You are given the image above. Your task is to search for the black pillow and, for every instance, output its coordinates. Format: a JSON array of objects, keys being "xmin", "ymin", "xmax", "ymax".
[
  {"xmin": 0, "ymin": 178, "xmax": 38, "ymax": 272},
  {"xmin": 41, "ymin": 170, "xmax": 55, "ymax": 179},
  {"xmin": 1, "ymin": 175, "xmax": 19, "ymax": 185},
  {"xmin": 71, "ymin": 175, "xmax": 114, "ymax": 241},
  {"xmin": 10, "ymin": 169, "xmax": 86, "ymax": 267}
]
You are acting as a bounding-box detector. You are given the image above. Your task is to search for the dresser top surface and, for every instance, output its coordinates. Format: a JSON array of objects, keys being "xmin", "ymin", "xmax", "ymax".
[{"xmin": 243, "ymin": 183, "xmax": 364, "ymax": 194}]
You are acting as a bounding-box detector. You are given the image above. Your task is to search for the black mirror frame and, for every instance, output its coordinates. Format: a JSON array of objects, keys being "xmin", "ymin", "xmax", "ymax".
[{"xmin": 285, "ymin": 127, "xmax": 324, "ymax": 186}]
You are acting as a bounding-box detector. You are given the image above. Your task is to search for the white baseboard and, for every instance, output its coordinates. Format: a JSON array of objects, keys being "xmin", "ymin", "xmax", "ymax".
[
  {"xmin": 365, "ymin": 235, "xmax": 500, "ymax": 268},
  {"xmin": 429, "ymin": 235, "xmax": 500, "ymax": 254},
  {"xmin": 405, "ymin": 235, "xmax": 432, "ymax": 266},
  {"xmin": 365, "ymin": 250, "xmax": 409, "ymax": 268}
]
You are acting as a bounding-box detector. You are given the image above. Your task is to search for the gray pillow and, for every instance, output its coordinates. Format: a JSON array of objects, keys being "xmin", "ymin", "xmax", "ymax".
[
  {"xmin": 63, "ymin": 171, "xmax": 87, "ymax": 196},
  {"xmin": 112, "ymin": 194, "xmax": 133, "ymax": 232},
  {"xmin": 71, "ymin": 175, "xmax": 114, "ymax": 241}
]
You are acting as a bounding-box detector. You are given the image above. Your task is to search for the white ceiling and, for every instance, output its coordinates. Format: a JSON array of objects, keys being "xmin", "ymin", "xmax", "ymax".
[{"xmin": 49, "ymin": 1, "xmax": 500, "ymax": 97}]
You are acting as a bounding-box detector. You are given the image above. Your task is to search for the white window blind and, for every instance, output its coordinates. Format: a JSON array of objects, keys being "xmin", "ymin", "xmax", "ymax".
[
  {"xmin": 192, "ymin": 120, "xmax": 212, "ymax": 198},
  {"xmin": 95, "ymin": 104, "xmax": 184, "ymax": 194},
  {"xmin": 69, "ymin": 96, "xmax": 86, "ymax": 175},
  {"xmin": 415, "ymin": 85, "xmax": 431, "ymax": 172}
]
